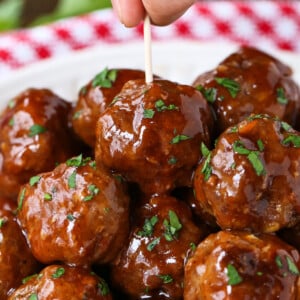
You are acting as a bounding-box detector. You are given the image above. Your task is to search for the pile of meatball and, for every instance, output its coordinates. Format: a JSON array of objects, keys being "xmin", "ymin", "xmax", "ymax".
[{"xmin": 1, "ymin": 46, "xmax": 300, "ymax": 299}]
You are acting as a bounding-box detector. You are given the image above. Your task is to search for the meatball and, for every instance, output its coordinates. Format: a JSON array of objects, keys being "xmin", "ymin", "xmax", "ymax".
[
  {"xmin": 193, "ymin": 46, "xmax": 300, "ymax": 134},
  {"xmin": 184, "ymin": 231, "xmax": 300, "ymax": 300},
  {"xmin": 194, "ymin": 114, "xmax": 300, "ymax": 233},
  {"xmin": 95, "ymin": 79, "xmax": 213, "ymax": 195},
  {"xmin": 72, "ymin": 68, "xmax": 145, "ymax": 147},
  {"xmin": 0, "ymin": 88, "xmax": 78, "ymax": 199},
  {"xmin": 0, "ymin": 197, "xmax": 40, "ymax": 299},
  {"xmin": 17, "ymin": 155, "xmax": 130, "ymax": 266},
  {"xmin": 8, "ymin": 264, "xmax": 112, "ymax": 300},
  {"xmin": 111, "ymin": 194, "xmax": 206, "ymax": 299}
]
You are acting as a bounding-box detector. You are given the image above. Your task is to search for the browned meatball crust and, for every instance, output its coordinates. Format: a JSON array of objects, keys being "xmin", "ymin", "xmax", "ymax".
[
  {"xmin": 0, "ymin": 197, "xmax": 40, "ymax": 299},
  {"xmin": 111, "ymin": 195, "xmax": 206, "ymax": 299},
  {"xmin": 17, "ymin": 155, "xmax": 130, "ymax": 266},
  {"xmin": 0, "ymin": 88, "xmax": 77, "ymax": 199},
  {"xmin": 72, "ymin": 68, "xmax": 145, "ymax": 147},
  {"xmin": 184, "ymin": 231, "xmax": 300, "ymax": 300},
  {"xmin": 193, "ymin": 46, "xmax": 300, "ymax": 134},
  {"xmin": 95, "ymin": 79, "xmax": 213, "ymax": 195},
  {"xmin": 194, "ymin": 114, "xmax": 300, "ymax": 233},
  {"xmin": 8, "ymin": 265, "xmax": 112, "ymax": 300}
]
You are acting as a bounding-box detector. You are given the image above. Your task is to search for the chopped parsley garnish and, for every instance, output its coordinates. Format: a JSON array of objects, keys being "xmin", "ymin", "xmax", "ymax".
[
  {"xmin": 147, "ymin": 237, "xmax": 160, "ymax": 251},
  {"xmin": 8, "ymin": 99, "xmax": 15, "ymax": 109},
  {"xmin": 66, "ymin": 154, "xmax": 85, "ymax": 167},
  {"xmin": 79, "ymin": 86, "xmax": 87, "ymax": 96},
  {"xmin": 28, "ymin": 293, "xmax": 38, "ymax": 300},
  {"xmin": 257, "ymin": 271, "xmax": 263, "ymax": 276},
  {"xmin": 282, "ymin": 134, "xmax": 300, "ymax": 148},
  {"xmin": 215, "ymin": 77, "xmax": 240, "ymax": 98},
  {"xmin": 83, "ymin": 184, "xmax": 100, "ymax": 201},
  {"xmin": 52, "ymin": 267, "xmax": 65, "ymax": 278},
  {"xmin": 22, "ymin": 274, "xmax": 42, "ymax": 284},
  {"xmin": 170, "ymin": 134, "xmax": 191, "ymax": 144},
  {"xmin": 68, "ymin": 170, "xmax": 77, "ymax": 189},
  {"xmin": 201, "ymin": 142, "xmax": 212, "ymax": 181},
  {"xmin": 110, "ymin": 96, "xmax": 120, "ymax": 106},
  {"xmin": 92, "ymin": 68, "xmax": 117, "ymax": 88},
  {"xmin": 276, "ymin": 255, "xmax": 283, "ymax": 268},
  {"xmin": 286, "ymin": 256, "xmax": 300, "ymax": 275},
  {"xmin": 89, "ymin": 161, "xmax": 96, "ymax": 169},
  {"xmin": 233, "ymin": 140, "xmax": 266, "ymax": 176},
  {"xmin": 137, "ymin": 215, "xmax": 158, "ymax": 237},
  {"xmin": 168, "ymin": 156, "xmax": 177, "ymax": 165},
  {"xmin": 281, "ymin": 121, "xmax": 292, "ymax": 132},
  {"xmin": 155, "ymin": 99, "xmax": 179, "ymax": 111},
  {"xmin": 143, "ymin": 108, "xmax": 155, "ymax": 119},
  {"xmin": 157, "ymin": 274, "xmax": 173, "ymax": 284},
  {"xmin": 72, "ymin": 110, "xmax": 82, "ymax": 120},
  {"xmin": 0, "ymin": 217, "xmax": 6, "ymax": 228},
  {"xmin": 67, "ymin": 214, "xmax": 75, "ymax": 221},
  {"xmin": 29, "ymin": 175, "xmax": 41, "ymax": 186},
  {"xmin": 190, "ymin": 242, "xmax": 196, "ymax": 251},
  {"xmin": 163, "ymin": 210, "xmax": 182, "ymax": 242},
  {"xmin": 98, "ymin": 279, "xmax": 110, "ymax": 296},
  {"xmin": 8, "ymin": 117, "xmax": 14, "ymax": 126},
  {"xmin": 227, "ymin": 264, "xmax": 242, "ymax": 285},
  {"xmin": 277, "ymin": 87, "xmax": 288, "ymax": 105},
  {"xmin": 196, "ymin": 85, "xmax": 217, "ymax": 103},
  {"xmin": 28, "ymin": 124, "xmax": 47, "ymax": 137},
  {"xmin": 257, "ymin": 139, "xmax": 264, "ymax": 152},
  {"xmin": 17, "ymin": 188, "xmax": 26, "ymax": 211},
  {"xmin": 229, "ymin": 126, "xmax": 238, "ymax": 133},
  {"xmin": 44, "ymin": 193, "xmax": 52, "ymax": 201}
]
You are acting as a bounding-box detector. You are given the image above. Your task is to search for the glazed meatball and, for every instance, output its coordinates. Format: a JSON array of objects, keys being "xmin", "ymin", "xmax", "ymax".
[
  {"xmin": 8, "ymin": 265, "xmax": 112, "ymax": 300},
  {"xmin": 184, "ymin": 231, "xmax": 300, "ymax": 300},
  {"xmin": 72, "ymin": 68, "xmax": 145, "ymax": 147},
  {"xmin": 95, "ymin": 79, "xmax": 213, "ymax": 195},
  {"xmin": 194, "ymin": 114, "xmax": 300, "ymax": 233},
  {"xmin": 111, "ymin": 194, "xmax": 206, "ymax": 299},
  {"xmin": 193, "ymin": 46, "xmax": 300, "ymax": 134},
  {"xmin": 0, "ymin": 197, "xmax": 40, "ymax": 299},
  {"xmin": 0, "ymin": 88, "xmax": 78, "ymax": 199},
  {"xmin": 17, "ymin": 155, "xmax": 130, "ymax": 266}
]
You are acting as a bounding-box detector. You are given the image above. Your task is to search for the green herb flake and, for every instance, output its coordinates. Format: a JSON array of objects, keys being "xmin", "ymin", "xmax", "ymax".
[
  {"xmin": 282, "ymin": 134, "xmax": 300, "ymax": 148},
  {"xmin": 89, "ymin": 161, "xmax": 96, "ymax": 169},
  {"xmin": 22, "ymin": 274, "xmax": 39, "ymax": 284},
  {"xmin": 276, "ymin": 255, "xmax": 283, "ymax": 268},
  {"xmin": 143, "ymin": 108, "xmax": 155, "ymax": 119},
  {"xmin": 44, "ymin": 193, "xmax": 52, "ymax": 201},
  {"xmin": 286, "ymin": 256, "xmax": 300, "ymax": 275},
  {"xmin": 137, "ymin": 215, "xmax": 158, "ymax": 237},
  {"xmin": 8, "ymin": 99, "xmax": 15, "ymax": 109},
  {"xmin": 190, "ymin": 242, "xmax": 196, "ymax": 251},
  {"xmin": 98, "ymin": 279, "xmax": 110, "ymax": 296},
  {"xmin": 201, "ymin": 142, "xmax": 210, "ymax": 157},
  {"xmin": 233, "ymin": 140, "xmax": 251, "ymax": 155},
  {"xmin": 92, "ymin": 68, "xmax": 118, "ymax": 88},
  {"xmin": 28, "ymin": 293, "xmax": 38, "ymax": 300},
  {"xmin": 168, "ymin": 156, "xmax": 177, "ymax": 165},
  {"xmin": 8, "ymin": 117, "xmax": 14, "ymax": 127},
  {"xmin": 147, "ymin": 237, "xmax": 160, "ymax": 251},
  {"xmin": 227, "ymin": 264, "xmax": 243, "ymax": 285},
  {"xmin": 28, "ymin": 124, "xmax": 47, "ymax": 137},
  {"xmin": 67, "ymin": 214, "xmax": 75, "ymax": 221},
  {"xmin": 68, "ymin": 170, "xmax": 77, "ymax": 189},
  {"xmin": 155, "ymin": 99, "xmax": 179, "ymax": 111},
  {"xmin": 79, "ymin": 86, "xmax": 87, "ymax": 96},
  {"xmin": 229, "ymin": 126, "xmax": 238, "ymax": 133},
  {"xmin": 215, "ymin": 77, "xmax": 240, "ymax": 98},
  {"xmin": 257, "ymin": 271, "xmax": 263, "ymax": 276},
  {"xmin": 281, "ymin": 121, "xmax": 292, "ymax": 132},
  {"xmin": 277, "ymin": 87, "xmax": 288, "ymax": 105},
  {"xmin": 52, "ymin": 267, "xmax": 65, "ymax": 279},
  {"xmin": 170, "ymin": 134, "xmax": 191, "ymax": 144},
  {"xmin": 29, "ymin": 175, "xmax": 41, "ymax": 186},
  {"xmin": 72, "ymin": 110, "xmax": 82, "ymax": 120},
  {"xmin": 66, "ymin": 154, "xmax": 83, "ymax": 167},
  {"xmin": 201, "ymin": 152, "xmax": 212, "ymax": 181},
  {"xmin": 247, "ymin": 151, "xmax": 265, "ymax": 176},
  {"xmin": 257, "ymin": 139, "xmax": 264, "ymax": 152},
  {"xmin": 163, "ymin": 210, "xmax": 182, "ymax": 242},
  {"xmin": 83, "ymin": 184, "xmax": 100, "ymax": 201},
  {"xmin": 17, "ymin": 188, "xmax": 26, "ymax": 211},
  {"xmin": 196, "ymin": 85, "xmax": 217, "ymax": 103},
  {"xmin": 0, "ymin": 217, "xmax": 6, "ymax": 228},
  {"xmin": 157, "ymin": 274, "xmax": 173, "ymax": 284}
]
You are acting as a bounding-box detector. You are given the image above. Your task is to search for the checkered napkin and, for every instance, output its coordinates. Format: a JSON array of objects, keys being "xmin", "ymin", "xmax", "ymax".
[{"xmin": 0, "ymin": 1, "xmax": 300, "ymax": 76}]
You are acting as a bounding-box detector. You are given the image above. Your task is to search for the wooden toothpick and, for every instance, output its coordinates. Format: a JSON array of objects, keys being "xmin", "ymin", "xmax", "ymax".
[{"xmin": 144, "ymin": 14, "xmax": 153, "ymax": 84}]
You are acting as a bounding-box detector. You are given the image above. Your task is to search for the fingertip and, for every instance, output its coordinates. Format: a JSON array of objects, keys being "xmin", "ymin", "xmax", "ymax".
[{"xmin": 112, "ymin": 0, "xmax": 146, "ymax": 27}]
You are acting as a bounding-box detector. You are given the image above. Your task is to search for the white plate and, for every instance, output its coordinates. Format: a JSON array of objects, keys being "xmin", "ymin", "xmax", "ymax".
[{"xmin": 1, "ymin": 40, "xmax": 300, "ymax": 106}]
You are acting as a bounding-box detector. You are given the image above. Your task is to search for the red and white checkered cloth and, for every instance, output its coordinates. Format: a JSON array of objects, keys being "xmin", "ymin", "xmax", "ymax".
[{"xmin": 1, "ymin": 1, "xmax": 300, "ymax": 77}]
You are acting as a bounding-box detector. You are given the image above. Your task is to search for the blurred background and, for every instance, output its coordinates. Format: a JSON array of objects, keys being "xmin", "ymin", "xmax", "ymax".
[{"xmin": 0, "ymin": 0, "xmax": 111, "ymax": 31}]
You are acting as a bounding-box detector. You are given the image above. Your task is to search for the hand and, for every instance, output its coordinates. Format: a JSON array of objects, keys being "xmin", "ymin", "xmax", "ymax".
[{"xmin": 111, "ymin": 0, "xmax": 196, "ymax": 27}]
